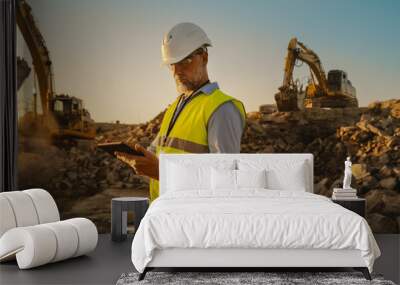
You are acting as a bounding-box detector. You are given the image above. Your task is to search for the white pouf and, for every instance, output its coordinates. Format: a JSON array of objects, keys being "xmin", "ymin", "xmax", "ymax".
[{"xmin": 0, "ymin": 189, "xmax": 98, "ymax": 269}]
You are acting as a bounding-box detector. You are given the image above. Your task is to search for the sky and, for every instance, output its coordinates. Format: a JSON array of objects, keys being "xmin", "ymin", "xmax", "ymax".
[{"xmin": 17, "ymin": 0, "xmax": 400, "ymax": 124}]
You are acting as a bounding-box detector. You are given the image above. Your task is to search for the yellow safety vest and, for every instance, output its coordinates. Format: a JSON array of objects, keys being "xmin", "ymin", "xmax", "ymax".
[{"xmin": 149, "ymin": 88, "xmax": 246, "ymax": 202}]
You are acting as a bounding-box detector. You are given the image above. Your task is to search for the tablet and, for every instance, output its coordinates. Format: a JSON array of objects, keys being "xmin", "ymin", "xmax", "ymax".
[{"xmin": 97, "ymin": 142, "xmax": 145, "ymax": 157}]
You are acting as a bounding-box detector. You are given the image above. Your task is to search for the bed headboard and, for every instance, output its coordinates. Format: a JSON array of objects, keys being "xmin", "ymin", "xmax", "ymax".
[{"xmin": 159, "ymin": 153, "xmax": 314, "ymax": 195}]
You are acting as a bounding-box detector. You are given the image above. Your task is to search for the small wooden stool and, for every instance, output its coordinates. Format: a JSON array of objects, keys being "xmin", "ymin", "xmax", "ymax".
[{"xmin": 111, "ymin": 197, "xmax": 149, "ymax": 242}]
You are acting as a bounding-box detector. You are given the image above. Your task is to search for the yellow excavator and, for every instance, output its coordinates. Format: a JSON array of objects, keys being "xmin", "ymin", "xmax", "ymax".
[
  {"xmin": 275, "ymin": 38, "xmax": 358, "ymax": 111},
  {"xmin": 17, "ymin": 0, "xmax": 95, "ymax": 140}
]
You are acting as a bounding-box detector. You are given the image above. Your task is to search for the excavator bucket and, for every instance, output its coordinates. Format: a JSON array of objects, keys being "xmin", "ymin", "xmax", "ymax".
[{"xmin": 275, "ymin": 88, "xmax": 305, "ymax": 112}]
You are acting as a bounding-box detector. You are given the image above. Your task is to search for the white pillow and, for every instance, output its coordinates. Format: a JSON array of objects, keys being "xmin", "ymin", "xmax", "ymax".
[
  {"xmin": 238, "ymin": 159, "xmax": 308, "ymax": 191},
  {"xmin": 211, "ymin": 168, "xmax": 236, "ymax": 190},
  {"xmin": 236, "ymin": 169, "xmax": 267, "ymax": 188},
  {"xmin": 167, "ymin": 162, "xmax": 210, "ymax": 191},
  {"xmin": 166, "ymin": 159, "xmax": 236, "ymax": 192},
  {"xmin": 265, "ymin": 164, "xmax": 307, "ymax": 191}
]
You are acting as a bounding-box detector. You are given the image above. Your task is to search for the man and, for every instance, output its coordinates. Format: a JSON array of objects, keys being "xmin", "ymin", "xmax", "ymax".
[{"xmin": 116, "ymin": 22, "xmax": 246, "ymax": 202}]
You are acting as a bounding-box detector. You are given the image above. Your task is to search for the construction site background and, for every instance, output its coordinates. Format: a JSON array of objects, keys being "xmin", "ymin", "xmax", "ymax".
[{"xmin": 18, "ymin": 100, "xmax": 400, "ymax": 234}]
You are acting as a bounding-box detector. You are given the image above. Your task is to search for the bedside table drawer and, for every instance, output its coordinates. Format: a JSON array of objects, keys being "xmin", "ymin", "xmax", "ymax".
[{"xmin": 332, "ymin": 199, "xmax": 366, "ymax": 218}]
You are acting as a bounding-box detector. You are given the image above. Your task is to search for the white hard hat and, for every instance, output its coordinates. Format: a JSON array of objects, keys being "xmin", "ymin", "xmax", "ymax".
[{"xmin": 161, "ymin": 22, "xmax": 212, "ymax": 65}]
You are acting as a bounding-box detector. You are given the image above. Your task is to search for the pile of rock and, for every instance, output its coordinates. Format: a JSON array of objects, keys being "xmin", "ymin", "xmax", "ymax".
[
  {"xmin": 18, "ymin": 141, "xmax": 146, "ymax": 213},
  {"xmin": 242, "ymin": 107, "xmax": 367, "ymax": 183},
  {"xmin": 95, "ymin": 110, "xmax": 164, "ymax": 145},
  {"xmin": 18, "ymin": 111, "xmax": 165, "ymax": 232},
  {"xmin": 336, "ymin": 99, "xmax": 400, "ymax": 233},
  {"xmin": 243, "ymin": 100, "xmax": 399, "ymax": 233}
]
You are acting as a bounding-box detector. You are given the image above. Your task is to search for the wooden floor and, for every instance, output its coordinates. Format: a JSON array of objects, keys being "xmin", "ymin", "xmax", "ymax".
[{"xmin": 0, "ymin": 234, "xmax": 399, "ymax": 285}]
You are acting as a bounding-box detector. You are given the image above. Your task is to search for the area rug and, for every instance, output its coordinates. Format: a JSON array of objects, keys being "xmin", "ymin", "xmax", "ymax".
[{"xmin": 116, "ymin": 271, "xmax": 396, "ymax": 285}]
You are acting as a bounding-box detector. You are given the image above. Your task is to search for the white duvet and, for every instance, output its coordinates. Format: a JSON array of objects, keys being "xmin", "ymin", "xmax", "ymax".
[{"xmin": 131, "ymin": 190, "xmax": 381, "ymax": 273}]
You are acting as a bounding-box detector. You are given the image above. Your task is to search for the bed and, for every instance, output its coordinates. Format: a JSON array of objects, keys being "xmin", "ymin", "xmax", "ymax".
[{"xmin": 131, "ymin": 153, "xmax": 381, "ymax": 281}]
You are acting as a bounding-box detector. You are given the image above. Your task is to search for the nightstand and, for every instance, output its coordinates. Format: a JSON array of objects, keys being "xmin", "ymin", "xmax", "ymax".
[
  {"xmin": 331, "ymin": 198, "xmax": 366, "ymax": 218},
  {"xmin": 111, "ymin": 197, "xmax": 149, "ymax": 242}
]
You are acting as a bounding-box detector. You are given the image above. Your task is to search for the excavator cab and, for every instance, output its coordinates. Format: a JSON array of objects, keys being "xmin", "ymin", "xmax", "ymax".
[
  {"xmin": 327, "ymin": 70, "xmax": 346, "ymax": 92},
  {"xmin": 51, "ymin": 95, "xmax": 80, "ymax": 127},
  {"xmin": 327, "ymin": 70, "xmax": 356, "ymax": 98},
  {"xmin": 49, "ymin": 94, "xmax": 95, "ymax": 139},
  {"xmin": 52, "ymin": 95, "xmax": 82, "ymax": 115}
]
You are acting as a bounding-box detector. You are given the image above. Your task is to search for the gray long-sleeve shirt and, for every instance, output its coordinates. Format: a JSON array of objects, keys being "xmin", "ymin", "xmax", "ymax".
[
  {"xmin": 147, "ymin": 82, "xmax": 245, "ymax": 154},
  {"xmin": 207, "ymin": 101, "xmax": 244, "ymax": 153}
]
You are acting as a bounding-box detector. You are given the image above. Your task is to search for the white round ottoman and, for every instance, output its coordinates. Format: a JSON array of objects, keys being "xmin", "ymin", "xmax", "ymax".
[{"xmin": 0, "ymin": 189, "xmax": 98, "ymax": 269}]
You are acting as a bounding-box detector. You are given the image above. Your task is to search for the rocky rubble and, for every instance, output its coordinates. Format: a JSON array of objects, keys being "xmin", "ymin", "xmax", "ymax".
[
  {"xmin": 17, "ymin": 111, "xmax": 165, "ymax": 232},
  {"xmin": 95, "ymin": 110, "xmax": 164, "ymax": 145},
  {"xmin": 243, "ymin": 99, "xmax": 399, "ymax": 233},
  {"xmin": 18, "ymin": 141, "xmax": 148, "ymax": 213},
  {"xmin": 337, "ymin": 100, "xmax": 400, "ymax": 233},
  {"xmin": 18, "ymin": 99, "xmax": 399, "ymax": 233}
]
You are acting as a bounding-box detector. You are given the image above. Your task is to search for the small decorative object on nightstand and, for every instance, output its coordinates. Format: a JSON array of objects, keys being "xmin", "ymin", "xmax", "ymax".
[
  {"xmin": 111, "ymin": 197, "xmax": 149, "ymax": 242},
  {"xmin": 332, "ymin": 197, "xmax": 366, "ymax": 218},
  {"xmin": 342, "ymin": 156, "xmax": 353, "ymax": 190},
  {"xmin": 333, "ymin": 157, "xmax": 358, "ymax": 199},
  {"xmin": 332, "ymin": 157, "xmax": 366, "ymax": 217}
]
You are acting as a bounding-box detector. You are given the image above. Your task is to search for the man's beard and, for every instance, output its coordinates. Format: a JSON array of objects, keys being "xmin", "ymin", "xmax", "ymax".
[
  {"xmin": 175, "ymin": 79, "xmax": 195, "ymax": 95},
  {"xmin": 174, "ymin": 71, "xmax": 203, "ymax": 95}
]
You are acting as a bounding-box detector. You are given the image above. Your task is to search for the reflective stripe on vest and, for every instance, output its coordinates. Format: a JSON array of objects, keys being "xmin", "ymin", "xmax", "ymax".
[
  {"xmin": 153, "ymin": 135, "xmax": 209, "ymax": 153},
  {"xmin": 148, "ymin": 88, "xmax": 246, "ymax": 202}
]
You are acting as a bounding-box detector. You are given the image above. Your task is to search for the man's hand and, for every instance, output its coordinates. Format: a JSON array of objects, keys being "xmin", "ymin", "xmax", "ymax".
[{"xmin": 115, "ymin": 143, "xmax": 159, "ymax": 181}]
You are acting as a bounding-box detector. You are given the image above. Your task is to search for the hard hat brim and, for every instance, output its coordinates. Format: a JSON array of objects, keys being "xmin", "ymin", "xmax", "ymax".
[{"xmin": 161, "ymin": 43, "xmax": 212, "ymax": 67}]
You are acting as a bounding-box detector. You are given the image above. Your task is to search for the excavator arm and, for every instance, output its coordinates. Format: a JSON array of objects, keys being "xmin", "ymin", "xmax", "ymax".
[
  {"xmin": 295, "ymin": 41, "xmax": 328, "ymax": 94},
  {"xmin": 16, "ymin": 0, "xmax": 53, "ymax": 115},
  {"xmin": 281, "ymin": 38, "xmax": 298, "ymax": 88},
  {"xmin": 281, "ymin": 37, "xmax": 328, "ymax": 94}
]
